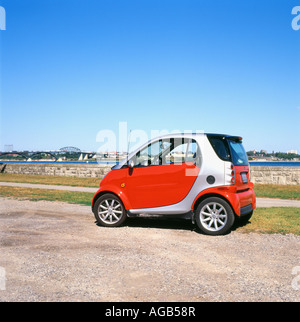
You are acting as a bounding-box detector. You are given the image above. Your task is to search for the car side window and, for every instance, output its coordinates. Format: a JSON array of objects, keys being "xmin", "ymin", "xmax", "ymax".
[
  {"xmin": 164, "ymin": 138, "xmax": 188, "ymax": 164},
  {"xmin": 164, "ymin": 138, "xmax": 201, "ymax": 166},
  {"xmin": 133, "ymin": 139, "xmax": 172, "ymax": 167},
  {"xmin": 189, "ymin": 140, "xmax": 201, "ymax": 167},
  {"xmin": 131, "ymin": 138, "xmax": 201, "ymax": 167}
]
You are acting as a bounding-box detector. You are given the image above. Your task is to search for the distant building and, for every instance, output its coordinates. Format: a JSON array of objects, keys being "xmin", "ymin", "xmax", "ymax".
[
  {"xmin": 249, "ymin": 149, "xmax": 257, "ymax": 154},
  {"xmin": 287, "ymin": 150, "xmax": 298, "ymax": 154}
]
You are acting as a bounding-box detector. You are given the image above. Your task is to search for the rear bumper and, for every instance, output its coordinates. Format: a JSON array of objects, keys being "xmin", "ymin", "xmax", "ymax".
[
  {"xmin": 233, "ymin": 187, "xmax": 256, "ymax": 216},
  {"xmin": 240, "ymin": 203, "xmax": 253, "ymax": 216}
]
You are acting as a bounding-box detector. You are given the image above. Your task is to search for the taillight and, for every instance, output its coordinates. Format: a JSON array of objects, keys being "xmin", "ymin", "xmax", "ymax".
[{"xmin": 230, "ymin": 164, "xmax": 235, "ymax": 184}]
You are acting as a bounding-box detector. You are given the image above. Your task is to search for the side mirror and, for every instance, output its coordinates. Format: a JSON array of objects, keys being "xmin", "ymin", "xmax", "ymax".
[{"xmin": 128, "ymin": 160, "xmax": 134, "ymax": 168}]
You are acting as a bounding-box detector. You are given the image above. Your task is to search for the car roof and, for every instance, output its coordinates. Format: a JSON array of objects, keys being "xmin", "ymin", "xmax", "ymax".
[{"xmin": 150, "ymin": 132, "xmax": 239, "ymax": 139}]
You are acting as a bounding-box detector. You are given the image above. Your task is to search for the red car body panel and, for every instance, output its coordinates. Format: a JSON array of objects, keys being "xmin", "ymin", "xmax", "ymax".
[
  {"xmin": 92, "ymin": 163, "xmax": 200, "ymax": 210},
  {"xmin": 124, "ymin": 163, "xmax": 199, "ymax": 209}
]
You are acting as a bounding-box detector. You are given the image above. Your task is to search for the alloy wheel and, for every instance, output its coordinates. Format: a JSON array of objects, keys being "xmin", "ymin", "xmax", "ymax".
[
  {"xmin": 199, "ymin": 202, "xmax": 228, "ymax": 232},
  {"xmin": 98, "ymin": 199, "xmax": 124, "ymax": 225}
]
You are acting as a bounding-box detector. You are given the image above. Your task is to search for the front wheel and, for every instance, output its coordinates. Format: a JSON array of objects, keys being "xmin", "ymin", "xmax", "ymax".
[
  {"xmin": 93, "ymin": 193, "xmax": 127, "ymax": 227},
  {"xmin": 195, "ymin": 197, "xmax": 235, "ymax": 236}
]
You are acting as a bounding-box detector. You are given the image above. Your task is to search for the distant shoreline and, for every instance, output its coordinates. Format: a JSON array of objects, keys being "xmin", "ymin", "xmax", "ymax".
[
  {"xmin": 250, "ymin": 160, "xmax": 300, "ymax": 162},
  {"xmin": 249, "ymin": 161, "xmax": 300, "ymax": 167},
  {"xmin": 1, "ymin": 161, "xmax": 300, "ymax": 167}
]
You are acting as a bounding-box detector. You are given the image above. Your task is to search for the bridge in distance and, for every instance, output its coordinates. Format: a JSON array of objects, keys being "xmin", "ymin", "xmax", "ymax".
[{"xmin": 0, "ymin": 147, "xmax": 99, "ymax": 162}]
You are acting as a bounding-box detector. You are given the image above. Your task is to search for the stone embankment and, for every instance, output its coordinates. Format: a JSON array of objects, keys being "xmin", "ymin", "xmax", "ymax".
[
  {"xmin": 250, "ymin": 166, "xmax": 300, "ymax": 185},
  {"xmin": 0, "ymin": 163, "xmax": 300, "ymax": 185},
  {"xmin": 0, "ymin": 163, "xmax": 111, "ymax": 179}
]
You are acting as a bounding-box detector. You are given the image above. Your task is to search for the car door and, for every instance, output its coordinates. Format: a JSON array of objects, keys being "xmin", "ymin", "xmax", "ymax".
[{"xmin": 126, "ymin": 137, "xmax": 200, "ymax": 209}]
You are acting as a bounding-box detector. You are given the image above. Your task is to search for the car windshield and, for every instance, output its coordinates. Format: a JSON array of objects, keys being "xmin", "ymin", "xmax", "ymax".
[{"xmin": 227, "ymin": 140, "xmax": 249, "ymax": 166}]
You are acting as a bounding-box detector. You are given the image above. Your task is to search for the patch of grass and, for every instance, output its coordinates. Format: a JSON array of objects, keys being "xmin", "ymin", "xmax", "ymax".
[
  {"xmin": 253, "ymin": 184, "xmax": 300, "ymax": 200},
  {"xmin": 237, "ymin": 207, "xmax": 300, "ymax": 235},
  {"xmin": 0, "ymin": 186, "xmax": 94, "ymax": 206},
  {"xmin": 0, "ymin": 173, "xmax": 100, "ymax": 188}
]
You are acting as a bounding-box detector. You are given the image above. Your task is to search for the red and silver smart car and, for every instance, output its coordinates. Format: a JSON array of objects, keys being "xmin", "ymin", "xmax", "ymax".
[{"xmin": 92, "ymin": 133, "xmax": 256, "ymax": 235}]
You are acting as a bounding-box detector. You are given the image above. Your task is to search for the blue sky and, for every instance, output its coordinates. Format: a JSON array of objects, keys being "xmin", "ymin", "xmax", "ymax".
[{"xmin": 0, "ymin": 0, "xmax": 299, "ymax": 153}]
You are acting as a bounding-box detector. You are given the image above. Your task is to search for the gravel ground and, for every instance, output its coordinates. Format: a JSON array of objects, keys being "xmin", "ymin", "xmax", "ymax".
[{"xmin": 0, "ymin": 197, "xmax": 299, "ymax": 302}]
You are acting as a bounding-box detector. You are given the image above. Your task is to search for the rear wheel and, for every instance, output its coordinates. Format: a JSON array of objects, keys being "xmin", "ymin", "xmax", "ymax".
[
  {"xmin": 195, "ymin": 197, "xmax": 235, "ymax": 235},
  {"xmin": 93, "ymin": 193, "xmax": 127, "ymax": 227}
]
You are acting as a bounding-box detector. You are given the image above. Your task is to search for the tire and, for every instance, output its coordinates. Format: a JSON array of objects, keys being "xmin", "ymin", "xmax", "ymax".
[
  {"xmin": 195, "ymin": 197, "xmax": 235, "ymax": 236},
  {"xmin": 93, "ymin": 193, "xmax": 127, "ymax": 227}
]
